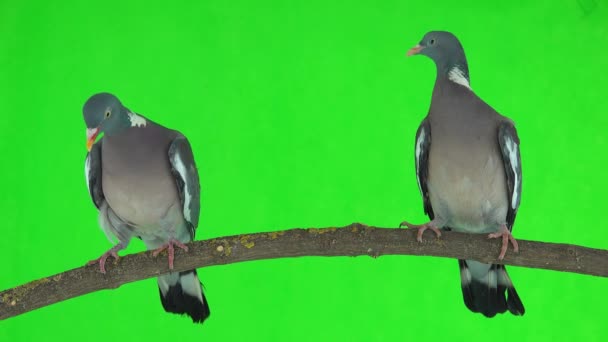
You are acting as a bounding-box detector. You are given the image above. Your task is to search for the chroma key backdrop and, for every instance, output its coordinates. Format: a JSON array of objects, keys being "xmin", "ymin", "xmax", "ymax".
[{"xmin": 1, "ymin": 0, "xmax": 607, "ymax": 341}]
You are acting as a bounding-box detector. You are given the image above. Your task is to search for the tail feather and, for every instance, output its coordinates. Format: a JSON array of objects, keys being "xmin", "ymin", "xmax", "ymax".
[
  {"xmin": 458, "ymin": 259, "xmax": 524, "ymax": 317},
  {"xmin": 506, "ymin": 285, "xmax": 524, "ymax": 315},
  {"xmin": 158, "ymin": 270, "xmax": 210, "ymax": 324}
]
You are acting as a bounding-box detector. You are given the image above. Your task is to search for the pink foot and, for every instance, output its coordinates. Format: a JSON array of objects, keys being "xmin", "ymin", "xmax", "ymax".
[
  {"xmin": 399, "ymin": 220, "xmax": 442, "ymax": 242},
  {"xmin": 488, "ymin": 224, "xmax": 519, "ymax": 260},
  {"xmin": 152, "ymin": 239, "xmax": 189, "ymax": 269},
  {"xmin": 87, "ymin": 244, "xmax": 123, "ymax": 274}
]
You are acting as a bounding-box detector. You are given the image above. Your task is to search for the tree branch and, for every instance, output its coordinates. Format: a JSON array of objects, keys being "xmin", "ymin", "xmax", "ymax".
[{"xmin": 1, "ymin": 223, "xmax": 606, "ymax": 320}]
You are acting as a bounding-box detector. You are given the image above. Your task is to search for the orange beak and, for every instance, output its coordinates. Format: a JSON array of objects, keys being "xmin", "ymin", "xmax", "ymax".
[
  {"xmin": 407, "ymin": 44, "xmax": 423, "ymax": 56},
  {"xmin": 86, "ymin": 127, "xmax": 100, "ymax": 151}
]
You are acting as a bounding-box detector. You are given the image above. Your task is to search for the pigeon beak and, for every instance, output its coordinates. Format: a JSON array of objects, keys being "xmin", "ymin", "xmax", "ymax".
[
  {"xmin": 407, "ymin": 44, "xmax": 423, "ymax": 56},
  {"xmin": 86, "ymin": 127, "xmax": 100, "ymax": 151}
]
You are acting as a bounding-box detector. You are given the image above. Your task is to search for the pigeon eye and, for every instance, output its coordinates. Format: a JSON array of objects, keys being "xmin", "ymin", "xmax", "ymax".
[
  {"xmin": 430, "ymin": 39, "xmax": 436, "ymax": 45},
  {"xmin": 105, "ymin": 110, "xmax": 111, "ymax": 118}
]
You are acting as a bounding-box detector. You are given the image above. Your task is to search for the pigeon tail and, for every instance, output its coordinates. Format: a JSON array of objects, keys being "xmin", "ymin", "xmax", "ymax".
[
  {"xmin": 458, "ymin": 260, "xmax": 524, "ymax": 318},
  {"xmin": 158, "ymin": 270, "xmax": 210, "ymax": 323}
]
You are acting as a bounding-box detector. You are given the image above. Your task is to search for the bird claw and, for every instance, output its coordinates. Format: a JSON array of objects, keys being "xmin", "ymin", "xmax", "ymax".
[
  {"xmin": 152, "ymin": 239, "xmax": 189, "ymax": 270},
  {"xmin": 488, "ymin": 225, "xmax": 519, "ymax": 260},
  {"xmin": 399, "ymin": 220, "xmax": 442, "ymax": 242},
  {"xmin": 87, "ymin": 246, "xmax": 121, "ymax": 274}
]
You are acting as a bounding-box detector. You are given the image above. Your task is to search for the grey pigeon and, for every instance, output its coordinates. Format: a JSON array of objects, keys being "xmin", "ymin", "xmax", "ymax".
[
  {"xmin": 83, "ymin": 93, "xmax": 210, "ymax": 323},
  {"xmin": 400, "ymin": 31, "xmax": 525, "ymax": 317}
]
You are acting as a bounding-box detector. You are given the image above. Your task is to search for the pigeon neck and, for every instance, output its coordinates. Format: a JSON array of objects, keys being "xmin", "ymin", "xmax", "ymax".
[{"xmin": 437, "ymin": 60, "xmax": 470, "ymax": 89}]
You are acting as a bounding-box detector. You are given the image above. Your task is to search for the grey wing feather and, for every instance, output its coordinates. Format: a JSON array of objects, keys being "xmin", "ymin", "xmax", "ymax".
[
  {"xmin": 168, "ymin": 135, "xmax": 201, "ymax": 239},
  {"xmin": 497, "ymin": 121, "xmax": 522, "ymax": 230},
  {"xmin": 85, "ymin": 141, "xmax": 104, "ymax": 209},
  {"xmin": 415, "ymin": 118, "xmax": 434, "ymax": 219}
]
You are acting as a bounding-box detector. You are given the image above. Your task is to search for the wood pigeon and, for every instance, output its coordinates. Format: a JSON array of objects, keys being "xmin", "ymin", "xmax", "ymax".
[
  {"xmin": 83, "ymin": 93, "xmax": 210, "ymax": 323},
  {"xmin": 400, "ymin": 31, "xmax": 525, "ymax": 317}
]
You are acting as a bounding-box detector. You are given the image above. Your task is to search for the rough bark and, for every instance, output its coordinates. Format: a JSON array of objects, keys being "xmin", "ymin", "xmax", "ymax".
[{"xmin": 1, "ymin": 223, "xmax": 606, "ymax": 320}]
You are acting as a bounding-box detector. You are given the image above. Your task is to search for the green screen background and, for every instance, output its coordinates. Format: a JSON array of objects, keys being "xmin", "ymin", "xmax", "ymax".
[{"xmin": 1, "ymin": 1, "xmax": 607, "ymax": 341}]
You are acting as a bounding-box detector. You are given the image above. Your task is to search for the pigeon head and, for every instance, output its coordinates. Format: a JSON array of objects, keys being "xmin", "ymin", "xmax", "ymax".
[
  {"xmin": 83, "ymin": 93, "xmax": 131, "ymax": 151},
  {"xmin": 407, "ymin": 31, "xmax": 470, "ymax": 86}
]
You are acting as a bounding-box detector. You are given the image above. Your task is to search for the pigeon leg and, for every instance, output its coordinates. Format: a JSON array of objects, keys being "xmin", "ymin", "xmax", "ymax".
[
  {"xmin": 488, "ymin": 224, "xmax": 519, "ymax": 260},
  {"xmin": 87, "ymin": 243, "xmax": 126, "ymax": 274},
  {"xmin": 399, "ymin": 219, "xmax": 443, "ymax": 242},
  {"xmin": 152, "ymin": 239, "xmax": 189, "ymax": 270}
]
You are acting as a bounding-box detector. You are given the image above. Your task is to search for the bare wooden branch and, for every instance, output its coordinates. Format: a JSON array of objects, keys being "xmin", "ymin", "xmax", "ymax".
[{"xmin": 1, "ymin": 223, "xmax": 606, "ymax": 320}]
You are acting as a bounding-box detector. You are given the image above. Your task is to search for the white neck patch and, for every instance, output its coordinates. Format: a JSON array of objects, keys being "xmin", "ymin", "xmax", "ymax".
[
  {"xmin": 128, "ymin": 112, "xmax": 147, "ymax": 127},
  {"xmin": 448, "ymin": 66, "xmax": 471, "ymax": 89}
]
